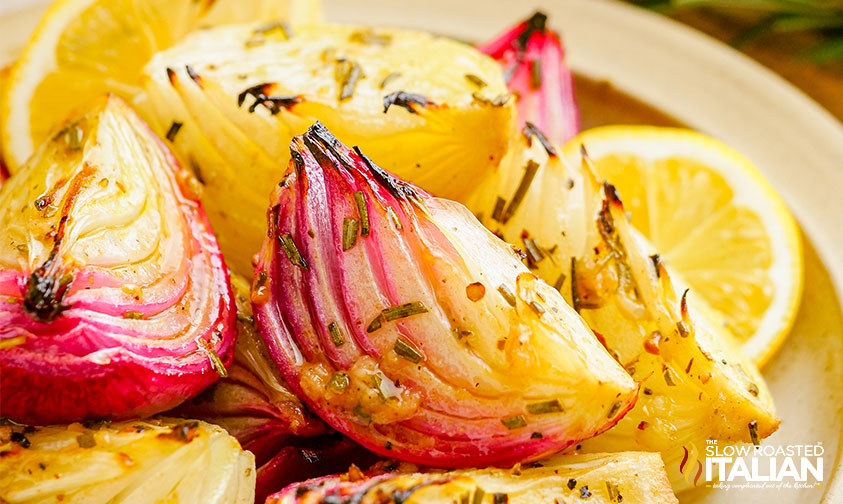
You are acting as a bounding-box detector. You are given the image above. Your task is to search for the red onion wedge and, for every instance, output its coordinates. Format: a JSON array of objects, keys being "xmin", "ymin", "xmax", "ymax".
[
  {"xmin": 478, "ymin": 11, "xmax": 580, "ymax": 146},
  {"xmin": 252, "ymin": 123, "xmax": 636, "ymax": 468},
  {"xmin": 0, "ymin": 95, "xmax": 235, "ymax": 425},
  {"xmin": 172, "ymin": 274, "xmax": 379, "ymax": 504}
]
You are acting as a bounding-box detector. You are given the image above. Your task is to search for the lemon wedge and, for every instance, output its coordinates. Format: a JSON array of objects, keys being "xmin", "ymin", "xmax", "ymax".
[
  {"xmin": 563, "ymin": 126, "xmax": 803, "ymax": 366},
  {"xmin": 0, "ymin": 0, "xmax": 322, "ymax": 171}
]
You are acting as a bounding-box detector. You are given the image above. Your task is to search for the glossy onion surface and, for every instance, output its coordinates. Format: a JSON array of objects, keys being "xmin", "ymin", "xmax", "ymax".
[
  {"xmin": 0, "ymin": 419, "xmax": 255, "ymax": 503},
  {"xmin": 0, "ymin": 95, "xmax": 235, "ymax": 424},
  {"xmin": 466, "ymin": 13, "xmax": 779, "ymax": 490},
  {"xmin": 252, "ymin": 123, "xmax": 636, "ymax": 468},
  {"xmin": 269, "ymin": 452, "xmax": 677, "ymax": 504},
  {"xmin": 143, "ymin": 23, "xmax": 514, "ymax": 274}
]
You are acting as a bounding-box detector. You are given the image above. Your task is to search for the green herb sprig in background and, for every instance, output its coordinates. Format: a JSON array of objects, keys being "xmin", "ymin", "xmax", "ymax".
[{"xmin": 628, "ymin": 0, "xmax": 843, "ymax": 63}]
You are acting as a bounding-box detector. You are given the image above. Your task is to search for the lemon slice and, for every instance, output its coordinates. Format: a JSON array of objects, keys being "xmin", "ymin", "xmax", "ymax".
[
  {"xmin": 0, "ymin": 0, "xmax": 322, "ymax": 171},
  {"xmin": 563, "ymin": 126, "xmax": 803, "ymax": 366}
]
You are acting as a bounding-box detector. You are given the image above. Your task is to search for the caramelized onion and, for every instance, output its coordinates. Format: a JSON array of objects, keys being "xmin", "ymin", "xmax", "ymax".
[
  {"xmin": 0, "ymin": 96, "xmax": 235, "ymax": 424},
  {"xmin": 252, "ymin": 123, "xmax": 636, "ymax": 468}
]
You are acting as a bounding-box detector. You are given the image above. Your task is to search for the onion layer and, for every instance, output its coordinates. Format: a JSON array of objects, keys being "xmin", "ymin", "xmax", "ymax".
[
  {"xmin": 252, "ymin": 123, "xmax": 636, "ymax": 468},
  {"xmin": 465, "ymin": 13, "xmax": 779, "ymax": 491},
  {"xmin": 478, "ymin": 11, "xmax": 580, "ymax": 145},
  {"xmin": 268, "ymin": 452, "xmax": 678, "ymax": 504},
  {"xmin": 0, "ymin": 419, "xmax": 255, "ymax": 504},
  {"xmin": 142, "ymin": 23, "xmax": 514, "ymax": 274},
  {"xmin": 0, "ymin": 95, "xmax": 235, "ymax": 425}
]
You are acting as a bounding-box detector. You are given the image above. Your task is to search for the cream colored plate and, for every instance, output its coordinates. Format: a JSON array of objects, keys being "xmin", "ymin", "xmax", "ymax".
[{"xmin": 1, "ymin": 0, "xmax": 842, "ymax": 503}]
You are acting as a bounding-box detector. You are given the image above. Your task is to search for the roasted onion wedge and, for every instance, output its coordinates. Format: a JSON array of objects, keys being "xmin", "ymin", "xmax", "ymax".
[
  {"xmin": 173, "ymin": 274, "xmax": 329, "ymax": 445},
  {"xmin": 252, "ymin": 123, "xmax": 636, "ymax": 468},
  {"xmin": 465, "ymin": 127, "xmax": 778, "ymax": 493},
  {"xmin": 466, "ymin": 17, "xmax": 780, "ymax": 488},
  {"xmin": 143, "ymin": 23, "xmax": 514, "ymax": 274},
  {"xmin": 478, "ymin": 11, "xmax": 579, "ymax": 145},
  {"xmin": 170, "ymin": 274, "xmax": 354, "ymax": 502},
  {"xmin": 0, "ymin": 95, "xmax": 235, "ymax": 425},
  {"xmin": 0, "ymin": 419, "xmax": 255, "ymax": 504},
  {"xmin": 268, "ymin": 452, "xmax": 677, "ymax": 504}
]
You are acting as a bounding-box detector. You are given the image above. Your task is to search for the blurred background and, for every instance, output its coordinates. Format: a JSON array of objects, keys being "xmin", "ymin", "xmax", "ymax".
[{"xmin": 625, "ymin": 0, "xmax": 843, "ymax": 122}]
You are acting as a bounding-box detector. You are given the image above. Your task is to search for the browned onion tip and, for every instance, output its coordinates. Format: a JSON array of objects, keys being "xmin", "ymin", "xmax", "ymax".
[
  {"xmin": 478, "ymin": 11, "xmax": 580, "ymax": 146},
  {"xmin": 252, "ymin": 122, "xmax": 636, "ymax": 468},
  {"xmin": 0, "ymin": 95, "xmax": 235, "ymax": 425}
]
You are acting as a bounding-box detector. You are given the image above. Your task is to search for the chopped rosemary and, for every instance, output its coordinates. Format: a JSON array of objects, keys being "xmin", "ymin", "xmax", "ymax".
[
  {"xmin": 493, "ymin": 492, "xmax": 509, "ymax": 504},
  {"xmin": 328, "ymin": 322, "xmax": 344, "ymax": 347},
  {"xmin": 65, "ymin": 125, "xmax": 83, "ymax": 151},
  {"xmin": 465, "ymin": 73, "xmax": 487, "ymax": 88},
  {"xmin": 676, "ymin": 320, "xmax": 691, "ymax": 338},
  {"xmin": 530, "ymin": 432, "xmax": 543, "ymax": 439},
  {"xmin": 497, "ymin": 284, "xmax": 516, "ymax": 307},
  {"xmin": 471, "ymin": 92, "xmax": 512, "ymax": 106},
  {"xmin": 523, "ymin": 237, "xmax": 545, "ymax": 266},
  {"xmin": 342, "ymin": 218, "xmax": 359, "ymax": 251},
  {"xmin": 278, "ymin": 233, "xmax": 308, "ymax": 269},
  {"xmin": 237, "ymin": 83, "xmax": 302, "ymax": 114},
  {"xmin": 528, "ymin": 300, "xmax": 546, "ymax": 316},
  {"xmin": 353, "ymin": 191, "xmax": 370, "ymax": 237},
  {"xmin": 502, "ymin": 160, "xmax": 539, "ymax": 223},
  {"xmin": 353, "ymin": 405, "xmax": 371, "ymax": 423},
  {"xmin": 650, "ymin": 253, "xmax": 661, "ymax": 278},
  {"xmin": 386, "ymin": 206, "xmax": 403, "ymax": 230},
  {"xmin": 166, "ymin": 122, "xmax": 182, "ymax": 142},
  {"xmin": 567, "ymin": 479, "xmax": 577, "ymax": 490},
  {"xmin": 366, "ymin": 314, "xmax": 384, "ymax": 333},
  {"xmin": 335, "ymin": 59, "xmax": 362, "ymax": 101},
  {"xmin": 664, "ymin": 368, "xmax": 677, "ymax": 387},
  {"xmin": 527, "ymin": 399, "xmax": 562, "ymax": 415},
  {"xmin": 383, "ymin": 91, "xmax": 435, "ymax": 114},
  {"xmin": 327, "ymin": 372, "xmax": 349, "ymax": 394},
  {"xmin": 522, "ymin": 122, "xmax": 558, "ymax": 157},
  {"xmin": 472, "ymin": 488, "xmax": 486, "ymax": 504},
  {"xmin": 529, "ymin": 59, "xmax": 542, "ymax": 89},
  {"xmin": 606, "ymin": 481, "xmax": 621, "ymax": 502},
  {"xmin": 607, "ymin": 400, "xmax": 623, "ymax": 418},
  {"xmin": 383, "ymin": 301, "xmax": 428, "ymax": 321},
  {"xmin": 491, "ymin": 196, "xmax": 506, "ymax": 222},
  {"xmin": 748, "ymin": 420, "xmax": 760, "ymax": 446},
  {"xmin": 379, "ymin": 72, "xmax": 401, "ymax": 89},
  {"xmin": 367, "ymin": 302, "xmax": 428, "ymax": 334},
  {"xmin": 349, "ymin": 29, "xmax": 392, "ymax": 45},
  {"xmin": 553, "ymin": 272, "xmax": 566, "ymax": 291},
  {"xmin": 206, "ymin": 346, "xmax": 228, "ymax": 378},
  {"xmin": 76, "ymin": 433, "xmax": 96, "ymax": 448},
  {"xmin": 501, "ymin": 415, "xmax": 527, "ymax": 429},
  {"xmin": 253, "ymin": 20, "xmax": 290, "ymax": 38},
  {"xmin": 571, "ymin": 258, "xmax": 582, "ymax": 312},
  {"xmin": 394, "ymin": 336, "xmax": 423, "ymax": 363}
]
